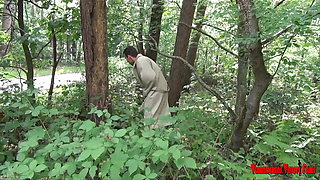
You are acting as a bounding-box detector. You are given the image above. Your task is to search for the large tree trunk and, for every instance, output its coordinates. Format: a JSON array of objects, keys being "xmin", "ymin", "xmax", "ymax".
[
  {"xmin": 80, "ymin": 0, "xmax": 111, "ymax": 124},
  {"xmin": 0, "ymin": 0, "xmax": 14, "ymax": 56},
  {"xmin": 18, "ymin": 0, "xmax": 34, "ymax": 90},
  {"xmin": 229, "ymin": 0, "xmax": 273, "ymax": 152},
  {"xmin": 168, "ymin": 0, "xmax": 197, "ymax": 107},
  {"xmin": 145, "ymin": 0, "xmax": 164, "ymax": 62},
  {"xmin": 183, "ymin": 2, "xmax": 206, "ymax": 87}
]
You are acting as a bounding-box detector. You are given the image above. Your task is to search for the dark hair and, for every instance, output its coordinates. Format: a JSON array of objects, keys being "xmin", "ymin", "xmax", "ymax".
[{"xmin": 123, "ymin": 46, "xmax": 138, "ymax": 58}]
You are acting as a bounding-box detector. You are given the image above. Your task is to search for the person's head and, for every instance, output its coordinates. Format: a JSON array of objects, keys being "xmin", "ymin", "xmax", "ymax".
[{"xmin": 123, "ymin": 46, "xmax": 138, "ymax": 65}]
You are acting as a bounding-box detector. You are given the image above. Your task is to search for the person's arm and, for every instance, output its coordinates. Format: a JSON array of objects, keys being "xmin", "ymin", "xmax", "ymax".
[{"xmin": 136, "ymin": 58, "xmax": 156, "ymax": 89}]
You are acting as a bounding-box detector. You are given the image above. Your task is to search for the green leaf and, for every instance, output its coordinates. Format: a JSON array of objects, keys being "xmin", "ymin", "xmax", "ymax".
[
  {"xmin": 184, "ymin": 157, "xmax": 197, "ymax": 169},
  {"xmin": 133, "ymin": 174, "xmax": 146, "ymax": 180},
  {"xmin": 79, "ymin": 120, "xmax": 96, "ymax": 132},
  {"xmin": 152, "ymin": 150, "xmax": 164, "ymax": 157},
  {"xmin": 100, "ymin": 161, "xmax": 111, "ymax": 177},
  {"xmin": 145, "ymin": 167, "xmax": 151, "ymax": 176},
  {"xmin": 29, "ymin": 160, "xmax": 37, "ymax": 170},
  {"xmin": 96, "ymin": 110, "xmax": 103, "ymax": 117},
  {"xmin": 67, "ymin": 162, "xmax": 76, "ymax": 175},
  {"xmin": 79, "ymin": 168, "xmax": 89, "ymax": 179},
  {"xmin": 34, "ymin": 164, "xmax": 47, "ymax": 172},
  {"xmin": 148, "ymin": 173, "xmax": 157, "ymax": 179},
  {"xmin": 85, "ymin": 138, "xmax": 104, "ymax": 149},
  {"xmin": 155, "ymin": 138, "xmax": 169, "ymax": 149},
  {"xmin": 16, "ymin": 164, "xmax": 29, "ymax": 174},
  {"xmin": 110, "ymin": 165, "xmax": 121, "ymax": 180},
  {"xmin": 77, "ymin": 150, "xmax": 92, "ymax": 161},
  {"xmin": 115, "ymin": 129, "xmax": 127, "ymax": 137},
  {"xmin": 91, "ymin": 147, "xmax": 105, "ymax": 160},
  {"xmin": 89, "ymin": 166, "xmax": 97, "ymax": 179},
  {"xmin": 111, "ymin": 115, "xmax": 121, "ymax": 120},
  {"xmin": 170, "ymin": 147, "xmax": 181, "ymax": 160},
  {"xmin": 126, "ymin": 159, "xmax": 138, "ymax": 175}
]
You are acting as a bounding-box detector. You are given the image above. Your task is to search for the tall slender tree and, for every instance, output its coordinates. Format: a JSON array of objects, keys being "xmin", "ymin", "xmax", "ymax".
[
  {"xmin": 145, "ymin": 0, "xmax": 164, "ymax": 62},
  {"xmin": 80, "ymin": 0, "xmax": 111, "ymax": 123},
  {"xmin": 183, "ymin": 1, "xmax": 207, "ymax": 87},
  {"xmin": 18, "ymin": 0, "xmax": 34, "ymax": 90},
  {"xmin": 168, "ymin": 0, "xmax": 197, "ymax": 107},
  {"xmin": 229, "ymin": 0, "xmax": 273, "ymax": 152}
]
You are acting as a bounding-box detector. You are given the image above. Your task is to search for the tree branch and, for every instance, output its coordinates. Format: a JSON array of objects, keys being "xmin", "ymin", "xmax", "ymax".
[
  {"xmin": 274, "ymin": 0, "xmax": 286, "ymax": 9},
  {"xmin": 202, "ymin": 23, "xmax": 236, "ymax": 36},
  {"xmin": 262, "ymin": 24, "xmax": 293, "ymax": 45},
  {"xmin": 272, "ymin": 35, "xmax": 295, "ymax": 78},
  {"xmin": 181, "ymin": 22, "xmax": 239, "ymax": 58},
  {"xmin": 25, "ymin": 0, "xmax": 48, "ymax": 9},
  {"xmin": 31, "ymin": 39, "xmax": 52, "ymax": 60},
  {"xmin": 149, "ymin": 36, "xmax": 237, "ymax": 119}
]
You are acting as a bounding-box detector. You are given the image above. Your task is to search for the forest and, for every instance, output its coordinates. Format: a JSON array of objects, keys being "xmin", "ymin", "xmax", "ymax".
[{"xmin": 0, "ymin": 0, "xmax": 319, "ymax": 179}]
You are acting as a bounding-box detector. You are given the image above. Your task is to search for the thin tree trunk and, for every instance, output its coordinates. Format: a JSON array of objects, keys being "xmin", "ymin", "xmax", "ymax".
[
  {"xmin": 80, "ymin": 0, "xmax": 111, "ymax": 124},
  {"xmin": 137, "ymin": 0, "xmax": 145, "ymax": 54},
  {"xmin": 145, "ymin": 0, "xmax": 164, "ymax": 62},
  {"xmin": 229, "ymin": 0, "xmax": 272, "ymax": 152},
  {"xmin": 71, "ymin": 41, "xmax": 77, "ymax": 62},
  {"xmin": 18, "ymin": 0, "xmax": 34, "ymax": 90},
  {"xmin": 168, "ymin": 0, "xmax": 197, "ymax": 107},
  {"xmin": 0, "ymin": 0, "xmax": 13, "ymax": 56},
  {"xmin": 183, "ymin": 2, "xmax": 206, "ymax": 87},
  {"xmin": 235, "ymin": 7, "xmax": 248, "ymax": 117},
  {"xmin": 48, "ymin": 24, "xmax": 59, "ymax": 103}
]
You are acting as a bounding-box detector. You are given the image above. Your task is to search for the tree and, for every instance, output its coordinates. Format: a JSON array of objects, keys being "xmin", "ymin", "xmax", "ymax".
[
  {"xmin": 0, "ymin": 0, "xmax": 13, "ymax": 56},
  {"xmin": 183, "ymin": 1, "xmax": 207, "ymax": 87},
  {"xmin": 229, "ymin": 0, "xmax": 273, "ymax": 152},
  {"xmin": 168, "ymin": 0, "xmax": 197, "ymax": 107},
  {"xmin": 17, "ymin": 0, "xmax": 34, "ymax": 90},
  {"xmin": 145, "ymin": 0, "xmax": 164, "ymax": 62},
  {"xmin": 80, "ymin": 0, "xmax": 111, "ymax": 123}
]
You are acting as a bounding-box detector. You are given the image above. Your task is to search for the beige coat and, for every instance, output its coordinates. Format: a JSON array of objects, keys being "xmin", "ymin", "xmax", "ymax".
[{"xmin": 133, "ymin": 54, "xmax": 170, "ymax": 128}]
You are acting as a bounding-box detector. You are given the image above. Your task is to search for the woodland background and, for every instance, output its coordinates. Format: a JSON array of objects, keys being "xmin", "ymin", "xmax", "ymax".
[{"xmin": 0, "ymin": 0, "xmax": 319, "ymax": 179}]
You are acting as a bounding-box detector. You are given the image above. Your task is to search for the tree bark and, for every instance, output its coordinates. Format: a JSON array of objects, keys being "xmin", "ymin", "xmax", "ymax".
[
  {"xmin": 183, "ymin": 2, "xmax": 206, "ymax": 87},
  {"xmin": 71, "ymin": 41, "xmax": 77, "ymax": 62},
  {"xmin": 137, "ymin": 0, "xmax": 145, "ymax": 54},
  {"xmin": 229, "ymin": 0, "xmax": 273, "ymax": 152},
  {"xmin": 48, "ymin": 24, "xmax": 59, "ymax": 103},
  {"xmin": 235, "ymin": 5, "xmax": 248, "ymax": 117},
  {"xmin": 80, "ymin": 0, "xmax": 111, "ymax": 124},
  {"xmin": 168, "ymin": 0, "xmax": 197, "ymax": 107},
  {"xmin": 0, "ymin": 0, "xmax": 14, "ymax": 56},
  {"xmin": 18, "ymin": 0, "xmax": 34, "ymax": 90},
  {"xmin": 145, "ymin": 0, "xmax": 164, "ymax": 62}
]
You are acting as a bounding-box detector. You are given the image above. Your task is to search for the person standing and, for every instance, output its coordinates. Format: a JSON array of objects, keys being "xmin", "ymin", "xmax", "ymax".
[{"xmin": 123, "ymin": 46, "xmax": 170, "ymax": 128}]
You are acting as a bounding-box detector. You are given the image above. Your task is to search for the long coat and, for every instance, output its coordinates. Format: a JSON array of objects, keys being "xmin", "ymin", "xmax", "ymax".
[{"xmin": 132, "ymin": 54, "xmax": 170, "ymax": 128}]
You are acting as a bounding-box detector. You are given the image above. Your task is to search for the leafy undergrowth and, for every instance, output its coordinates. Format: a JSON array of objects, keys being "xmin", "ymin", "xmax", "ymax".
[{"xmin": 0, "ymin": 85, "xmax": 319, "ymax": 179}]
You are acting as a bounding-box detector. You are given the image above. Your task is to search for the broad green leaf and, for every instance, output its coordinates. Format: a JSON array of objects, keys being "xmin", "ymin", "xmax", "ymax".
[
  {"xmin": 100, "ymin": 161, "xmax": 111, "ymax": 177},
  {"xmin": 85, "ymin": 138, "xmax": 104, "ymax": 149},
  {"xmin": 133, "ymin": 174, "xmax": 146, "ymax": 180},
  {"xmin": 79, "ymin": 120, "xmax": 96, "ymax": 132},
  {"xmin": 170, "ymin": 147, "xmax": 181, "ymax": 160},
  {"xmin": 152, "ymin": 150, "xmax": 164, "ymax": 157},
  {"xmin": 111, "ymin": 115, "xmax": 121, "ymax": 120},
  {"xmin": 110, "ymin": 165, "xmax": 121, "ymax": 180},
  {"xmin": 95, "ymin": 110, "xmax": 103, "ymax": 117},
  {"xmin": 126, "ymin": 159, "xmax": 138, "ymax": 175},
  {"xmin": 34, "ymin": 164, "xmax": 47, "ymax": 172},
  {"xmin": 145, "ymin": 167, "xmax": 151, "ymax": 176},
  {"xmin": 67, "ymin": 162, "xmax": 76, "ymax": 175},
  {"xmin": 91, "ymin": 147, "xmax": 105, "ymax": 160},
  {"xmin": 148, "ymin": 173, "xmax": 157, "ymax": 179},
  {"xmin": 77, "ymin": 150, "xmax": 92, "ymax": 161},
  {"xmin": 114, "ymin": 129, "xmax": 127, "ymax": 137},
  {"xmin": 16, "ymin": 164, "xmax": 29, "ymax": 174},
  {"xmin": 29, "ymin": 160, "xmax": 37, "ymax": 170},
  {"xmin": 79, "ymin": 168, "xmax": 89, "ymax": 179},
  {"xmin": 155, "ymin": 138, "xmax": 168, "ymax": 149},
  {"xmin": 89, "ymin": 166, "xmax": 97, "ymax": 179},
  {"xmin": 184, "ymin": 157, "xmax": 197, "ymax": 169}
]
